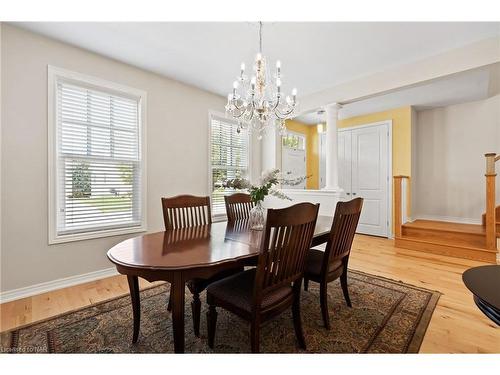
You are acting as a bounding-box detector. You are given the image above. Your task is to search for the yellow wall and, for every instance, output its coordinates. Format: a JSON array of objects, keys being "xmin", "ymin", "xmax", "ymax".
[
  {"xmin": 284, "ymin": 119, "xmax": 320, "ymax": 189},
  {"xmin": 338, "ymin": 106, "xmax": 412, "ymax": 178},
  {"xmin": 338, "ymin": 106, "xmax": 413, "ymax": 230}
]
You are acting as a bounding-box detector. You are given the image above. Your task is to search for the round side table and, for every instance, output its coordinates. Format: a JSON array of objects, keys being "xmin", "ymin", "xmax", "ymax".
[{"xmin": 462, "ymin": 265, "xmax": 500, "ymax": 326}]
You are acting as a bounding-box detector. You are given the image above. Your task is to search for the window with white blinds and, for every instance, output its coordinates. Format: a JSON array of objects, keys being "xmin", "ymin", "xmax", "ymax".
[
  {"xmin": 48, "ymin": 67, "xmax": 146, "ymax": 243},
  {"xmin": 209, "ymin": 114, "xmax": 250, "ymax": 217}
]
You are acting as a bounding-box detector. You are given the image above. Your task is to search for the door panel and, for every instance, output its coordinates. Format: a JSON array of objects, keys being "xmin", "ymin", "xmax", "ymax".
[
  {"xmin": 338, "ymin": 123, "xmax": 390, "ymax": 237},
  {"xmin": 351, "ymin": 124, "xmax": 389, "ymax": 237}
]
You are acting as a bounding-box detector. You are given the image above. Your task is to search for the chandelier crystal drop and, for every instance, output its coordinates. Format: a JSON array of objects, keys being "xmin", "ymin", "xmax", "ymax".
[{"xmin": 225, "ymin": 22, "xmax": 298, "ymax": 139}]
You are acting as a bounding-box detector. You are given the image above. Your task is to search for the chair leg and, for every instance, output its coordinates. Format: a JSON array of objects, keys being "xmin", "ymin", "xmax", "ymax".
[
  {"xmin": 304, "ymin": 278, "xmax": 309, "ymax": 291},
  {"xmin": 292, "ymin": 280, "xmax": 306, "ymax": 350},
  {"xmin": 167, "ymin": 292, "xmax": 172, "ymax": 311},
  {"xmin": 340, "ymin": 271, "xmax": 352, "ymax": 307},
  {"xmin": 320, "ymin": 281, "xmax": 331, "ymax": 330},
  {"xmin": 207, "ymin": 304, "xmax": 218, "ymax": 349},
  {"xmin": 250, "ymin": 320, "xmax": 260, "ymax": 353},
  {"xmin": 191, "ymin": 292, "xmax": 201, "ymax": 337}
]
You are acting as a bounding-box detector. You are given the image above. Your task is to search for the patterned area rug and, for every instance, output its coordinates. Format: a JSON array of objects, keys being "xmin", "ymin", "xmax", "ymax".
[{"xmin": 1, "ymin": 270, "xmax": 440, "ymax": 353}]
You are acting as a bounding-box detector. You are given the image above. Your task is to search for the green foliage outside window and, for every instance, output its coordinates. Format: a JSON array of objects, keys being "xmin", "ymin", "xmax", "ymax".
[{"xmin": 71, "ymin": 162, "xmax": 91, "ymax": 198}]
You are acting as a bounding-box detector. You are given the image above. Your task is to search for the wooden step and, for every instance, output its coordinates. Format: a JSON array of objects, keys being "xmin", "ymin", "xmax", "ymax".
[
  {"xmin": 397, "ymin": 220, "xmax": 498, "ymax": 263},
  {"xmin": 481, "ymin": 205, "xmax": 500, "ymax": 226},
  {"xmin": 484, "ymin": 221, "xmax": 500, "ymax": 235},
  {"xmin": 402, "ymin": 220, "xmax": 487, "ymax": 248},
  {"xmin": 395, "ymin": 236, "xmax": 497, "ymax": 263}
]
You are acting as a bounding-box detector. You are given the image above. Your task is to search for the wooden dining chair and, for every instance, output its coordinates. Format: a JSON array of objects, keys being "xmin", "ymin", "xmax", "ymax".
[
  {"xmin": 224, "ymin": 193, "xmax": 254, "ymax": 221},
  {"xmin": 206, "ymin": 202, "xmax": 320, "ymax": 353},
  {"xmin": 161, "ymin": 194, "xmax": 243, "ymax": 337},
  {"xmin": 303, "ymin": 198, "xmax": 363, "ymax": 330}
]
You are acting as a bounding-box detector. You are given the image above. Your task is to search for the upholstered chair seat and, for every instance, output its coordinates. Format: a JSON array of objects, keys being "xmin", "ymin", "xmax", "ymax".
[
  {"xmin": 207, "ymin": 269, "xmax": 293, "ymax": 315},
  {"xmin": 305, "ymin": 248, "xmax": 344, "ymax": 278}
]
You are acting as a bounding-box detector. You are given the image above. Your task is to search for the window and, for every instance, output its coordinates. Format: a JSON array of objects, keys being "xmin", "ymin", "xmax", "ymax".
[
  {"xmin": 209, "ymin": 113, "xmax": 250, "ymax": 218},
  {"xmin": 282, "ymin": 132, "xmax": 306, "ymax": 150},
  {"xmin": 48, "ymin": 66, "xmax": 146, "ymax": 243}
]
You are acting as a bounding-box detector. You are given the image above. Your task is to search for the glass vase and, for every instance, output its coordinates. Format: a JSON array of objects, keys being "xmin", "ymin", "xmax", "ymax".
[{"xmin": 249, "ymin": 201, "xmax": 265, "ymax": 230}]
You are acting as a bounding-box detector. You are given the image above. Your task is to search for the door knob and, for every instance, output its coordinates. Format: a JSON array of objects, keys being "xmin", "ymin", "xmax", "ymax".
[
  {"xmin": 352, "ymin": 192, "xmax": 357, "ymax": 196},
  {"xmin": 346, "ymin": 192, "xmax": 351, "ymax": 195}
]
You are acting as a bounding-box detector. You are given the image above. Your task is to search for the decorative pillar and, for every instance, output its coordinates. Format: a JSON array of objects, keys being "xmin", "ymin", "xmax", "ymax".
[
  {"xmin": 261, "ymin": 125, "xmax": 280, "ymax": 173},
  {"xmin": 324, "ymin": 103, "xmax": 342, "ymax": 191}
]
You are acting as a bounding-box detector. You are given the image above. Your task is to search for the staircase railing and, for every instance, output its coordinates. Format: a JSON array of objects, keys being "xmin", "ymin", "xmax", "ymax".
[
  {"xmin": 484, "ymin": 153, "xmax": 499, "ymax": 251},
  {"xmin": 394, "ymin": 175, "xmax": 410, "ymax": 238}
]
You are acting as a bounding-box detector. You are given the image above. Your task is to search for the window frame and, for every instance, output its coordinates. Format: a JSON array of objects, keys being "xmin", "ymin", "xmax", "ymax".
[
  {"xmin": 48, "ymin": 66, "xmax": 147, "ymax": 244},
  {"xmin": 207, "ymin": 111, "xmax": 252, "ymax": 221}
]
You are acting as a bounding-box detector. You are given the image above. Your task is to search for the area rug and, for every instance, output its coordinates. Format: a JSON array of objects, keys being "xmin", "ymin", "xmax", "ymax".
[{"xmin": 0, "ymin": 270, "xmax": 440, "ymax": 353}]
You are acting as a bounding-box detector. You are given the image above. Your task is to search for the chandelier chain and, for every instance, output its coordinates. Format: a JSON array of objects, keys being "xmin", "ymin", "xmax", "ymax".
[{"xmin": 259, "ymin": 21, "xmax": 263, "ymax": 53}]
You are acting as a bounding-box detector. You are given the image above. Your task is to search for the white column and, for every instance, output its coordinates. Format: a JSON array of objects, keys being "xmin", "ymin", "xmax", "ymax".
[
  {"xmin": 324, "ymin": 103, "xmax": 341, "ymax": 191},
  {"xmin": 260, "ymin": 125, "xmax": 280, "ymax": 174}
]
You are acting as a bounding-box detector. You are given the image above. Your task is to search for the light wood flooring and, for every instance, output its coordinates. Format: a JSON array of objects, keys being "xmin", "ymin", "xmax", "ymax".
[{"xmin": 1, "ymin": 235, "xmax": 498, "ymax": 353}]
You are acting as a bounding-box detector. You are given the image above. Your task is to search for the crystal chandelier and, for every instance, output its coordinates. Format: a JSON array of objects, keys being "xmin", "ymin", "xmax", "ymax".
[{"xmin": 225, "ymin": 22, "xmax": 298, "ymax": 139}]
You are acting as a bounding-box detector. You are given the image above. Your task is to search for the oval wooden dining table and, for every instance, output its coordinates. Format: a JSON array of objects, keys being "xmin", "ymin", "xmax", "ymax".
[{"xmin": 107, "ymin": 215, "xmax": 333, "ymax": 353}]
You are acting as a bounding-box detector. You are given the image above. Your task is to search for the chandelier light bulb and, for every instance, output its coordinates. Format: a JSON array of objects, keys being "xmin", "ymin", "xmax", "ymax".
[
  {"xmin": 233, "ymin": 81, "xmax": 239, "ymax": 89},
  {"xmin": 256, "ymin": 52, "xmax": 262, "ymax": 61},
  {"xmin": 240, "ymin": 62, "xmax": 245, "ymax": 71},
  {"xmin": 276, "ymin": 60, "xmax": 281, "ymax": 70}
]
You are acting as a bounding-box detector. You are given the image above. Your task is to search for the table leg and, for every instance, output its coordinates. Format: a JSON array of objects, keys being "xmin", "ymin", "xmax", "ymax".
[
  {"xmin": 127, "ymin": 275, "xmax": 140, "ymax": 343},
  {"xmin": 171, "ymin": 273, "xmax": 186, "ymax": 353}
]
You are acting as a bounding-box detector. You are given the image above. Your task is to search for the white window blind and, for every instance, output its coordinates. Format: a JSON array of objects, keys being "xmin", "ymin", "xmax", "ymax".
[
  {"xmin": 49, "ymin": 67, "xmax": 146, "ymax": 243},
  {"xmin": 210, "ymin": 115, "xmax": 250, "ymax": 217}
]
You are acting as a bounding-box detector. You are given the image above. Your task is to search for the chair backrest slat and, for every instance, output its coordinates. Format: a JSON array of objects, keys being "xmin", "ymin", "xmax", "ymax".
[
  {"xmin": 322, "ymin": 198, "xmax": 363, "ymax": 275},
  {"xmin": 162, "ymin": 195, "xmax": 212, "ymax": 229},
  {"xmin": 253, "ymin": 203, "xmax": 319, "ymax": 306},
  {"xmin": 224, "ymin": 193, "xmax": 255, "ymax": 222}
]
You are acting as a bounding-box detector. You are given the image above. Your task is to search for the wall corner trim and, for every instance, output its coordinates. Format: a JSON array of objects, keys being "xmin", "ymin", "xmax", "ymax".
[{"xmin": 0, "ymin": 267, "xmax": 119, "ymax": 304}]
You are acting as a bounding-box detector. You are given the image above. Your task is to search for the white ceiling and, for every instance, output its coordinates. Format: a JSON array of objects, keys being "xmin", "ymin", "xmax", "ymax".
[
  {"xmin": 14, "ymin": 22, "xmax": 500, "ymax": 99},
  {"xmin": 295, "ymin": 63, "xmax": 499, "ymax": 124}
]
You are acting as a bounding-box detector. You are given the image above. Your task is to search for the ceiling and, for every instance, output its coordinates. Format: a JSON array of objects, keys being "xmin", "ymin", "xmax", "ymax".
[
  {"xmin": 14, "ymin": 22, "xmax": 500, "ymax": 99},
  {"xmin": 295, "ymin": 63, "xmax": 500, "ymax": 124}
]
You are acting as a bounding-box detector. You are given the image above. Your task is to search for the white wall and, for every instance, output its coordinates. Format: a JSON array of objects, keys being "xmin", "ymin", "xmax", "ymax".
[
  {"xmin": 413, "ymin": 95, "xmax": 500, "ymax": 223},
  {"xmin": 0, "ymin": 25, "xmax": 232, "ymax": 292}
]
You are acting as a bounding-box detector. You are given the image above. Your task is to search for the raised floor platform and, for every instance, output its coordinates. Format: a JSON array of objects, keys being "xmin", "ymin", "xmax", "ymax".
[{"xmin": 395, "ymin": 220, "xmax": 498, "ymax": 263}]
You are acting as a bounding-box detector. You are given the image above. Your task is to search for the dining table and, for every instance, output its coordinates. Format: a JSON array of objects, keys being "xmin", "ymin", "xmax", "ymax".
[{"xmin": 107, "ymin": 215, "xmax": 333, "ymax": 353}]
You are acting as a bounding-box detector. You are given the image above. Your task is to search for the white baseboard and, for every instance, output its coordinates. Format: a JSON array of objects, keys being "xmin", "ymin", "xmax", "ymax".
[
  {"xmin": 0, "ymin": 267, "xmax": 119, "ymax": 304},
  {"xmin": 412, "ymin": 214, "xmax": 482, "ymax": 225}
]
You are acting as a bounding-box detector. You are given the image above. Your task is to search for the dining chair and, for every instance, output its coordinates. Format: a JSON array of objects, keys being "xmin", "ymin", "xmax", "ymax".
[
  {"xmin": 161, "ymin": 194, "xmax": 243, "ymax": 337},
  {"xmin": 303, "ymin": 197, "xmax": 363, "ymax": 330},
  {"xmin": 224, "ymin": 193, "xmax": 254, "ymax": 221},
  {"xmin": 206, "ymin": 202, "xmax": 320, "ymax": 353}
]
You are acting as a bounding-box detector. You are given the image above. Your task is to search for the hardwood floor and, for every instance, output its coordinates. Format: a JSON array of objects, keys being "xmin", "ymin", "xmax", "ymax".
[{"xmin": 1, "ymin": 234, "xmax": 498, "ymax": 353}]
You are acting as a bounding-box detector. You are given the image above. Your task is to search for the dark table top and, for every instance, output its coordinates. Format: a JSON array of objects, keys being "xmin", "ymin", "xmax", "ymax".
[
  {"xmin": 462, "ymin": 265, "xmax": 500, "ymax": 309},
  {"xmin": 108, "ymin": 215, "xmax": 333, "ymax": 271}
]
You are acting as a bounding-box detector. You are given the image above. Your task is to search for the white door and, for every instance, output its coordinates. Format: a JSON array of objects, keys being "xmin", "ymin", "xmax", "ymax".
[
  {"xmin": 282, "ymin": 148, "xmax": 306, "ymax": 189},
  {"xmin": 338, "ymin": 122, "xmax": 390, "ymax": 237}
]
